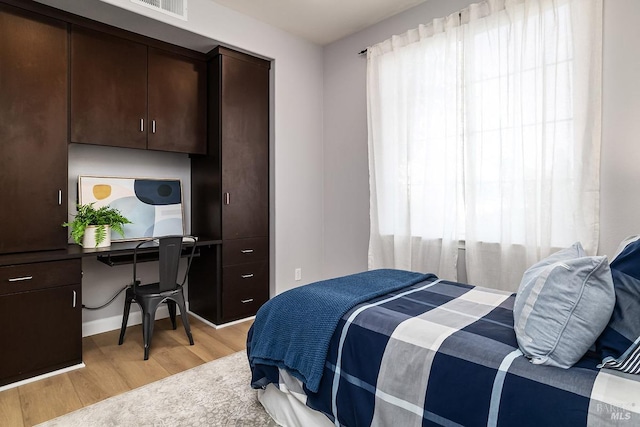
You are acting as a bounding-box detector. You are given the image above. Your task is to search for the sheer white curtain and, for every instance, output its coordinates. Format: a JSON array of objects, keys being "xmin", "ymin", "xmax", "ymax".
[
  {"xmin": 367, "ymin": 15, "xmax": 463, "ymax": 280},
  {"xmin": 367, "ymin": 0, "xmax": 602, "ymax": 290},
  {"xmin": 463, "ymin": 0, "xmax": 602, "ymax": 289}
]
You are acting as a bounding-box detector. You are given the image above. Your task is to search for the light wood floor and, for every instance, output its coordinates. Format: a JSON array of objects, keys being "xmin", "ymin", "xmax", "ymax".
[{"xmin": 0, "ymin": 316, "xmax": 253, "ymax": 427}]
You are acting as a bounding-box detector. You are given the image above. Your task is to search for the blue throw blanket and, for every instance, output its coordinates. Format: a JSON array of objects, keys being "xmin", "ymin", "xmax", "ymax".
[{"xmin": 247, "ymin": 269, "xmax": 436, "ymax": 393}]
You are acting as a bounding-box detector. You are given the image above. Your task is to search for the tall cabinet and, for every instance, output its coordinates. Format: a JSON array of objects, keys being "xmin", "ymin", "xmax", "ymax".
[
  {"xmin": 0, "ymin": 3, "xmax": 82, "ymax": 387},
  {"xmin": 190, "ymin": 47, "xmax": 270, "ymax": 324},
  {"xmin": 0, "ymin": 4, "xmax": 68, "ymax": 254}
]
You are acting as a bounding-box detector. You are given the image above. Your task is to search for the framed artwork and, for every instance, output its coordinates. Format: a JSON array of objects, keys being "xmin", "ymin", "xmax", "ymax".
[{"xmin": 78, "ymin": 175, "xmax": 185, "ymax": 241}]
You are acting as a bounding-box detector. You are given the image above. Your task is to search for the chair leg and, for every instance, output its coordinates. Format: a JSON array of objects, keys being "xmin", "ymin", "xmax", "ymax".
[
  {"xmin": 173, "ymin": 292, "xmax": 194, "ymax": 346},
  {"xmin": 140, "ymin": 298, "xmax": 162, "ymax": 360},
  {"xmin": 142, "ymin": 311, "xmax": 153, "ymax": 360},
  {"xmin": 182, "ymin": 309, "xmax": 194, "ymax": 346},
  {"xmin": 167, "ymin": 300, "xmax": 177, "ymax": 330},
  {"xmin": 118, "ymin": 288, "xmax": 134, "ymax": 345}
]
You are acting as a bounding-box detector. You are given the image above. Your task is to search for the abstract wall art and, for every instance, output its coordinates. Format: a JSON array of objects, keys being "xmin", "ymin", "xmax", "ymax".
[{"xmin": 79, "ymin": 176, "xmax": 185, "ymax": 241}]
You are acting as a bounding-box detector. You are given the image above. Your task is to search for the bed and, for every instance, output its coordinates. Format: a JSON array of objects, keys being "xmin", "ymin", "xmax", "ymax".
[{"xmin": 248, "ymin": 257, "xmax": 640, "ymax": 426}]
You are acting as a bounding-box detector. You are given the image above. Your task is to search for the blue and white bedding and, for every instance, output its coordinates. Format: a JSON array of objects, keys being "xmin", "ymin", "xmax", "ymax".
[{"xmin": 248, "ymin": 270, "xmax": 640, "ymax": 426}]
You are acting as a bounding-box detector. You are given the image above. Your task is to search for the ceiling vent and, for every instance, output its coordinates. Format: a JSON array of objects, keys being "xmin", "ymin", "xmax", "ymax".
[{"xmin": 131, "ymin": 0, "xmax": 187, "ymax": 21}]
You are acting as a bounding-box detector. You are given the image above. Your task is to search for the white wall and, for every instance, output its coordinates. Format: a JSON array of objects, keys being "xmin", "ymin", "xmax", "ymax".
[
  {"xmin": 599, "ymin": 0, "xmax": 640, "ymax": 260},
  {"xmin": 36, "ymin": 0, "xmax": 326, "ymax": 333},
  {"xmin": 67, "ymin": 144, "xmax": 192, "ymax": 332},
  {"xmin": 322, "ymin": 0, "xmax": 640, "ymax": 280}
]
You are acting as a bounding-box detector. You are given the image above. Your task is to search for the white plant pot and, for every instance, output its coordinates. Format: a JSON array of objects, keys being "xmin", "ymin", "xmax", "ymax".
[{"xmin": 82, "ymin": 225, "xmax": 111, "ymax": 248}]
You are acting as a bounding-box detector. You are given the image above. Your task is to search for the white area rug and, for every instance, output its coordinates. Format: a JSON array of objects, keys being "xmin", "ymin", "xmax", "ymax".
[{"xmin": 37, "ymin": 351, "xmax": 277, "ymax": 427}]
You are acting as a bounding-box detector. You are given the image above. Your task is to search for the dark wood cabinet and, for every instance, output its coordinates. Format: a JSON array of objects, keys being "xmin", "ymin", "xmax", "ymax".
[
  {"xmin": 70, "ymin": 27, "xmax": 206, "ymax": 154},
  {"xmin": 148, "ymin": 47, "xmax": 207, "ymax": 154},
  {"xmin": 222, "ymin": 248, "xmax": 269, "ymax": 320},
  {"xmin": 0, "ymin": 0, "xmax": 270, "ymax": 387},
  {"xmin": 190, "ymin": 47, "xmax": 270, "ymax": 324},
  {"xmin": 70, "ymin": 25, "xmax": 148, "ymax": 150},
  {"xmin": 0, "ymin": 0, "xmax": 224, "ymax": 388},
  {"xmin": 0, "ymin": 5, "xmax": 68, "ymax": 255},
  {"xmin": 219, "ymin": 51, "xmax": 270, "ymax": 240},
  {"xmin": 0, "ymin": 259, "xmax": 82, "ymax": 387}
]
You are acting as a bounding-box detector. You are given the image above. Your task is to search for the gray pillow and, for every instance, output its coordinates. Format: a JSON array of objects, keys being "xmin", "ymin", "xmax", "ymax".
[{"xmin": 513, "ymin": 243, "xmax": 615, "ymax": 368}]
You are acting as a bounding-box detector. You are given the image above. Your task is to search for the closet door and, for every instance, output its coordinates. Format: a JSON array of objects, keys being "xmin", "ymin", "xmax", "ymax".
[
  {"xmin": 0, "ymin": 5, "xmax": 68, "ymax": 254},
  {"xmin": 70, "ymin": 25, "xmax": 148, "ymax": 149},
  {"xmin": 220, "ymin": 52, "xmax": 270, "ymax": 240}
]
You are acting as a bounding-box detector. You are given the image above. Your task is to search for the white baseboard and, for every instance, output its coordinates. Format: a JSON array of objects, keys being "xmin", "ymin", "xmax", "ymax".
[
  {"xmin": 82, "ymin": 305, "xmax": 170, "ymax": 337},
  {"xmin": 82, "ymin": 305, "xmax": 255, "ymax": 336},
  {"xmin": 187, "ymin": 310, "xmax": 255, "ymax": 329},
  {"xmin": 0, "ymin": 363, "xmax": 85, "ymax": 393}
]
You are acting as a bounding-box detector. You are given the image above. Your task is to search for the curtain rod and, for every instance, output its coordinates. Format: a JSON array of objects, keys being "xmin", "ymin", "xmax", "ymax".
[{"xmin": 359, "ymin": 11, "xmax": 465, "ymax": 55}]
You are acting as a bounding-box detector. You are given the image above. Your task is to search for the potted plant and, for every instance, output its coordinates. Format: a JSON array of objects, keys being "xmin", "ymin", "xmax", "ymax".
[{"xmin": 63, "ymin": 203, "xmax": 132, "ymax": 248}]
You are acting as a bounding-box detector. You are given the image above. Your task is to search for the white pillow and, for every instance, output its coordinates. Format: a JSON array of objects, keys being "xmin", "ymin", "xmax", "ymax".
[{"xmin": 513, "ymin": 242, "xmax": 615, "ymax": 368}]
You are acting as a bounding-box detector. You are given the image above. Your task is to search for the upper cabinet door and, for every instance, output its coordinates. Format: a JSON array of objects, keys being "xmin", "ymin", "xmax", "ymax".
[
  {"xmin": 147, "ymin": 48, "xmax": 206, "ymax": 154},
  {"xmin": 70, "ymin": 26, "xmax": 147, "ymax": 149},
  {"xmin": 0, "ymin": 6, "xmax": 68, "ymax": 254}
]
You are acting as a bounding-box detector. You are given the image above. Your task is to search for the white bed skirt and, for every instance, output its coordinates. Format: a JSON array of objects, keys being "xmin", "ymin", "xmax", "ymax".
[{"xmin": 258, "ymin": 383, "xmax": 334, "ymax": 427}]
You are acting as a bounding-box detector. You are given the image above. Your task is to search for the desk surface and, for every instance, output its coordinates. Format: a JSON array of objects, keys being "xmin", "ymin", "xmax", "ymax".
[{"xmin": 0, "ymin": 238, "xmax": 222, "ymax": 267}]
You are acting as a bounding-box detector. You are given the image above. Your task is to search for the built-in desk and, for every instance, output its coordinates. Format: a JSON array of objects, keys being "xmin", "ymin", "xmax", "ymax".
[
  {"xmin": 0, "ymin": 237, "xmax": 221, "ymax": 266},
  {"xmin": 0, "ymin": 237, "xmax": 221, "ymax": 388},
  {"xmin": 70, "ymin": 238, "xmax": 222, "ymax": 266}
]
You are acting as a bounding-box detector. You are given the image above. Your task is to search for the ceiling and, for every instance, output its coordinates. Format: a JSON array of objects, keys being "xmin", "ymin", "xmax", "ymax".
[{"xmin": 209, "ymin": 0, "xmax": 428, "ymax": 46}]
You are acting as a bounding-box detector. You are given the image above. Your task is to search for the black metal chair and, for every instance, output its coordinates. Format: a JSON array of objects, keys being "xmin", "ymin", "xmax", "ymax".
[{"xmin": 118, "ymin": 235, "xmax": 197, "ymax": 360}]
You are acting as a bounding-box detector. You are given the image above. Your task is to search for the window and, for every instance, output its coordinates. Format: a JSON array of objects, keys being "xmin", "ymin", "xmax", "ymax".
[{"xmin": 367, "ymin": 0, "xmax": 602, "ymax": 289}]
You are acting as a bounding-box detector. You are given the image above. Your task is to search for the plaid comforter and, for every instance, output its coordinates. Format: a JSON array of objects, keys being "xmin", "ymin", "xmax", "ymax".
[{"xmin": 250, "ymin": 278, "xmax": 640, "ymax": 426}]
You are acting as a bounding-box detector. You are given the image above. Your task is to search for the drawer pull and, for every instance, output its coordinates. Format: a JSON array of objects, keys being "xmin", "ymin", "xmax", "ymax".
[
  {"xmin": 72, "ymin": 290, "xmax": 77, "ymax": 308},
  {"xmin": 241, "ymin": 274, "xmax": 254, "ymax": 279},
  {"xmin": 241, "ymin": 298, "xmax": 254, "ymax": 304},
  {"xmin": 241, "ymin": 249, "xmax": 254, "ymax": 254},
  {"xmin": 8, "ymin": 276, "xmax": 33, "ymax": 282}
]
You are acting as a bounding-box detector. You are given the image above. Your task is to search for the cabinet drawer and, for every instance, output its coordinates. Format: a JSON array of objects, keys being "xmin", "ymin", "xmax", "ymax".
[
  {"xmin": 222, "ymin": 261, "xmax": 269, "ymax": 321},
  {"xmin": 0, "ymin": 259, "xmax": 81, "ymax": 296},
  {"xmin": 222, "ymin": 237, "xmax": 268, "ymax": 266}
]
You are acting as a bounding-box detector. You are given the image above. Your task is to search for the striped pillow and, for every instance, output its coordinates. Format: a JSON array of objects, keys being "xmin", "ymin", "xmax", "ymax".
[
  {"xmin": 596, "ymin": 236, "xmax": 640, "ymax": 374},
  {"xmin": 599, "ymin": 338, "xmax": 640, "ymax": 374}
]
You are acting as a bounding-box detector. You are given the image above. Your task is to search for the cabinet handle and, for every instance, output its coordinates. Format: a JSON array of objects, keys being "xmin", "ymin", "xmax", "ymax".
[
  {"xmin": 152, "ymin": 120, "xmax": 156, "ymax": 134},
  {"xmin": 241, "ymin": 249, "xmax": 254, "ymax": 254},
  {"xmin": 58, "ymin": 189, "xmax": 62, "ymax": 206},
  {"xmin": 72, "ymin": 290, "xmax": 77, "ymax": 308},
  {"xmin": 224, "ymin": 193, "xmax": 230, "ymax": 205},
  {"xmin": 8, "ymin": 276, "xmax": 33, "ymax": 282},
  {"xmin": 241, "ymin": 298, "xmax": 254, "ymax": 304},
  {"xmin": 140, "ymin": 118, "xmax": 144, "ymax": 132},
  {"xmin": 241, "ymin": 274, "xmax": 254, "ymax": 279}
]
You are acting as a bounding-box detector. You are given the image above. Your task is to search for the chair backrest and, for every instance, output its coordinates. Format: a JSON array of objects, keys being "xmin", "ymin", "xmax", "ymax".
[{"xmin": 133, "ymin": 235, "xmax": 197, "ymax": 292}]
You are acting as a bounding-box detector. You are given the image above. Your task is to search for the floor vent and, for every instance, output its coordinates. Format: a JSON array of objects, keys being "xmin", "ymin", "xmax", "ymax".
[{"xmin": 131, "ymin": 0, "xmax": 187, "ymax": 21}]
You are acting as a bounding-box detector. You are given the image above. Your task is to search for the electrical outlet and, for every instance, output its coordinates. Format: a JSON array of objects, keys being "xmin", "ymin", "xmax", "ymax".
[{"xmin": 295, "ymin": 268, "xmax": 302, "ymax": 281}]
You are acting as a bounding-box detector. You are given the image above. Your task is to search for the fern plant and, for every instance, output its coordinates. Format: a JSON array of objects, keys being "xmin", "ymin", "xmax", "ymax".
[{"xmin": 63, "ymin": 203, "xmax": 132, "ymax": 246}]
